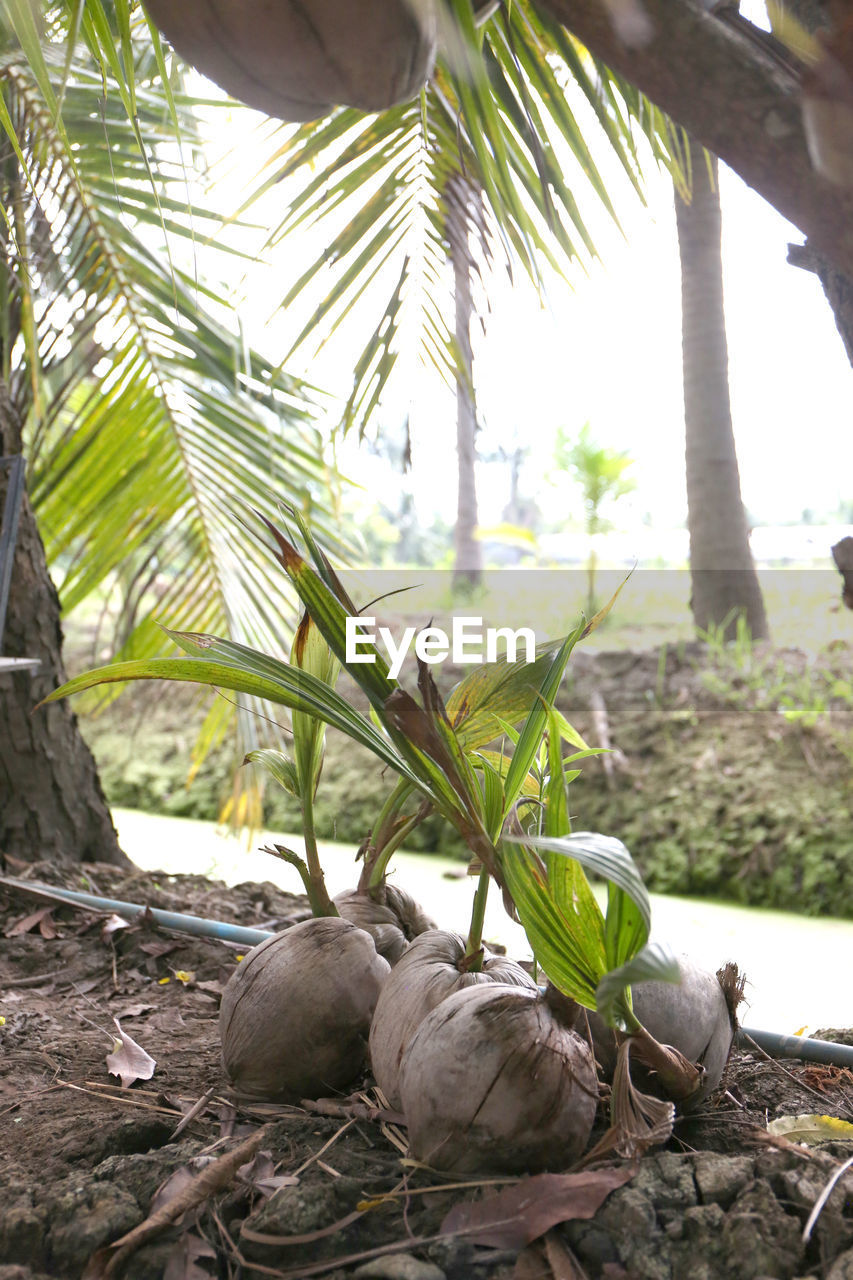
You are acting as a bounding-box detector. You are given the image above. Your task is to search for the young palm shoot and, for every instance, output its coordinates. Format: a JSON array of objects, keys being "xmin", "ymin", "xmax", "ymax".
[
  {"xmin": 498, "ymin": 705, "xmax": 740, "ymax": 1145},
  {"xmin": 247, "ymin": 608, "xmax": 341, "ymax": 918}
]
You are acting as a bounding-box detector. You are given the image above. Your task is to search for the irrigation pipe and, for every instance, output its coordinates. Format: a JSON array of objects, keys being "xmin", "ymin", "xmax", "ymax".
[
  {"xmin": 2, "ymin": 874, "xmax": 853, "ymax": 1070},
  {"xmin": 0, "ymin": 875, "xmax": 274, "ymax": 948}
]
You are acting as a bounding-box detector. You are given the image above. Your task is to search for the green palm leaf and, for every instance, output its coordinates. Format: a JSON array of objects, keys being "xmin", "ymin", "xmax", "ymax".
[
  {"xmin": 236, "ymin": 0, "xmax": 684, "ymax": 435},
  {"xmin": 0, "ymin": 12, "xmax": 348, "ymax": 808}
]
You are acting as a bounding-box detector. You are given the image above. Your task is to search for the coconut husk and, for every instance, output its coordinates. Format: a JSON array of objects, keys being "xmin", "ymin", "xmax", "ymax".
[
  {"xmin": 144, "ymin": 0, "xmax": 437, "ymax": 121},
  {"xmin": 219, "ymin": 916, "xmax": 390, "ymax": 1102},
  {"xmin": 334, "ymin": 884, "xmax": 435, "ymax": 967},
  {"xmin": 588, "ymin": 954, "xmax": 738, "ymax": 1107},
  {"xmin": 401, "ymin": 984, "xmax": 599, "ymax": 1174},
  {"xmin": 368, "ymin": 928, "xmax": 537, "ymax": 1109}
]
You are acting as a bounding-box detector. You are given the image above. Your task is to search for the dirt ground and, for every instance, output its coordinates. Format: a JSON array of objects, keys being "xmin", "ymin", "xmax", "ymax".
[{"xmin": 1, "ymin": 862, "xmax": 852, "ymax": 1280}]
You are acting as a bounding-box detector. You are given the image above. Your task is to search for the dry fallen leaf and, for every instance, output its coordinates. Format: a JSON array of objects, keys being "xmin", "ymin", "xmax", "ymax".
[
  {"xmin": 441, "ymin": 1165, "xmax": 638, "ymax": 1251},
  {"xmin": 514, "ymin": 1229, "xmax": 585, "ymax": 1279},
  {"xmin": 163, "ymin": 1231, "xmax": 217, "ymax": 1280},
  {"xmin": 236, "ymin": 1150, "xmax": 299, "ymax": 1197},
  {"xmin": 114, "ymin": 1003, "xmax": 155, "ymax": 1020},
  {"xmin": 105, "ymin": 1018, "xmax": 156, "ymax": 1089},
  {"xmin": 6, "ymin": 906, "xmax": 58, "ymax": 939},
  {"xmin": 101, "ymin": 914, "xmax": 131, "ymax": 940}
]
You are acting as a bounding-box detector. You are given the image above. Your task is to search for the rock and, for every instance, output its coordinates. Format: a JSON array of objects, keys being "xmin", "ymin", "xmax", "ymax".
[
  {"xmin": 718, "ymin": 1179, "xmax": 804, "ymax": 1279},
  {"xmin": 634, "ymin": 1152, "xmax": 698, "ymax": 1209},
  {"xmin": 693, "ymin": 1153, "xmax": 754, "ymax": 1208},
  {"xmin": 0, "ymin": 1200, "xmax": 47, "ymax": 1270},
  {"xmin": 45, "ymin": 1180, "xmax": 142, "ymax": 1272},
  {"xmin": 353, "ymin": 1255, "xmax": 446, "ymax": 1280},
  {"xmin": 829, "ymin": 1250, "xmax": 853, "ymax": 1280}
]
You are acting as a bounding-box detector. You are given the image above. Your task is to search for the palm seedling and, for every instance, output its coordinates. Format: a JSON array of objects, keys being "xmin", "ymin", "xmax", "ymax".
[{"xmin": 45, "ymin": 507, "xmax": 739, "ymax": 1154}]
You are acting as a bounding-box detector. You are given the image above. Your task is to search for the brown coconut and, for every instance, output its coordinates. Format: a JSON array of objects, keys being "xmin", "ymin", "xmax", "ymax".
[
  {"xmin": 368, "ymin": 928, "xmax": 536, "ymax": 1108},
  {"xmin": 400, "ymin": 984, "xmax": 599, "ymax": 1174},
  {"xmin": 143, "ymin": 0, "xmax": 437, "ymax": 121},
  {"xmin": 588, "ymin": 955, "xmax": 738, "ymax": 1107},
  {"xmin": 334, "ymin": 884, "xmax": 435, "ymax": 967},
  {"xmin": 220, "ymin": 916, "xmax": 389, "ymax": 1101}
]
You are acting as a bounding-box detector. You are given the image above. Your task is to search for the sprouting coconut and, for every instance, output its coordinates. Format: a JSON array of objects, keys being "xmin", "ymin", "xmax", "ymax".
[
  {"xmin": 400, "ymin": 983, "xmax": 599, "ymax": 1174},
  {"xmin": 588, "ymin": 957, "xmax": 743, "ymax": 1107},
  {"xmin": 368, "ymin": 929, "xmax": 537, "ymax": 1108},
  {"xmin": 334, "ymin": 884, "xmax": 435, "ymax": 967},
  {"xmin": 220, "ymin": 916, "xmax": 390, "ymax": 1102},
  {"xmin": 143, "ymin": 0, "xmax": 437, "ymax": 121}
]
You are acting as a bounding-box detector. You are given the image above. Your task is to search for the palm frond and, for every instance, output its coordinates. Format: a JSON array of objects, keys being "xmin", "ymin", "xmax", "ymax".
[
  {"xmin": 235, "ymin": 0, "xmax": 685, "ymax": 437},
  {"xmin": 0, "ymin": 14, "xmax": 348, "ymax": 819}
]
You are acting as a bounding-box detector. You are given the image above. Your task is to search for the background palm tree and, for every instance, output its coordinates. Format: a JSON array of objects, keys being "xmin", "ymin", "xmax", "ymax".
[
  {"xmin": 0, "ymin": 5, "xmax": 343, "ymax": 864},
  {"xmin": 674, "ymin": 136, "xmax": 769, "ymax": 642},
  {"xmin": 447, "ymin": 170, "xmax": 484, "ymax": 588},
  {"xmin": 239, "ymin": 0, "xmax": 680, "ymax": 427},
  {"xmin": 231, "ymin": 1, "xmax": 681, "ymax": 594}
]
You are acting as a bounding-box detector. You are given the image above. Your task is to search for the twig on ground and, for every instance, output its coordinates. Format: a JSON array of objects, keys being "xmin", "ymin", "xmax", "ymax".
[
  {"xmin": 171, "ymin": 1086, "xmax": 216, "ymax": 1140},
  {"xmin": 59, "ymin": 1080, "xmax": 182, "ymax": 1118},
  {"xmin": 84, "ymin": 1125, "xmax": 269, "ymax": 1278},
  {"xmin": 0, "ymin": 969, "xmax": 63, "ymax": 987},
  {"xmin": 740, "ymin": 1034, "xmax": 853, "ymax": 1118},
  {"xmin": 292, "ymin": 1118, "xmax": 355, "ymax": 1177}
]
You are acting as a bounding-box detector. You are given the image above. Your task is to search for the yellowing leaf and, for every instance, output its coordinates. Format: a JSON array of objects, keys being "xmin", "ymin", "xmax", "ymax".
[
  {"xmin": 158, "ymin": 977, "xmax": 171, "ymax": 985},
  {"xmin": 173, "ymin": 970, "xmax": 195, "ymax": 985},
  {"xmin": 767, "ymin": 1114, "xmax": 853, "ymax": 1145}
]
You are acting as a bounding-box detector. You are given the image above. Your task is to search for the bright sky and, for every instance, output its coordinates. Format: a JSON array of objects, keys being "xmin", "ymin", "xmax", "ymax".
[{"xmin": 199, "ymin": 33, "xmax": 853, "ymax": 539}]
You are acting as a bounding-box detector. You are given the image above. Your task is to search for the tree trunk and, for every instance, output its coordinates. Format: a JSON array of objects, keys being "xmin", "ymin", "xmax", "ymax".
[
  {"xmin": 447, "ymin": 174, "xmax": 483, "ymax": 589},
  {"xmin": 0, "ymin": 386, "xmax": 128, "ymax": 869},
  {"xmin": 675, "ymin": 137, "xmax": 769, "ymax": 642},
  {"xmin": 536, "ymin": 0, "xmax": 853, "ymax": 282}
]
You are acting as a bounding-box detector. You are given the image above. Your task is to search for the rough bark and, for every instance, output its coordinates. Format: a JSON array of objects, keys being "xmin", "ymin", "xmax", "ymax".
[
  {"xmin": 675, "ymin": 137, "xmax": 769, "ymax": 641},
  {"xmin": 536, "ymin": 0, "xmax": 853, "ymax": 281},
  {"xmin": 831, "ymin": 536, "xmax": 853, "ymax": 609},
  {"xmin": 447, "ymin": 174, "xmax": 483, "ymax": 589},
  {"xmin": 0, "ymin": 386, "xmax": 127, "ymax": 869}
]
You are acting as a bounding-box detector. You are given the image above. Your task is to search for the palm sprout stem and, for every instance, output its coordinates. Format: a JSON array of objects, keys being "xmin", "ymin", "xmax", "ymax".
[
  {"xmin": 464, "ymin": 866, "xmax": 491, "ymax": 970},
  {"xmin": 301, "ymin": 790, "xmax": 338, "ymax": 918}
]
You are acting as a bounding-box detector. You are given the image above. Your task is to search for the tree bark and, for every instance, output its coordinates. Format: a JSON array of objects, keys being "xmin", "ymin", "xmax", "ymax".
[
  {"xmin": 0, "ymin": 385, "xmax": 128, "ymax": 869},
  {"xmin": 535, "ymin": 0, "xmax": 853, "ymax": 282},
  {"xmin": 675, "ymin": 137, "xmax": 769, "ymax": 641},
  {"xmin": 447, "ymin": 174, "xmax": 483, "ymax": 589}
]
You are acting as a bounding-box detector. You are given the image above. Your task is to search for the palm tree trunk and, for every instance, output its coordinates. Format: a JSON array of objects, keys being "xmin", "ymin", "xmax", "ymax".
[
  {"xmin": 447, "ymin": 174, "xmax": 483, "ymax": 589},
  {"xmin": 0, "ymin": 384, "xmax": 128, "ymax": 869},
  {"xmin": 675, "ymin": 137, "xmax": 769, "ymax": 641}
]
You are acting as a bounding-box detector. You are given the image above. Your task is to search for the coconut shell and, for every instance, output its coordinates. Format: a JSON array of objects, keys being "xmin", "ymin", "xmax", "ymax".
[
  {"xmin": 368, "ymin": 928, "xmax": 537, "ymax": 1108},
  {"xmin": 589, "ymin": 955, "xmax": 736, "ymax": 1106},
  {"xmin": 400, "ymin": 984, "xmax": 599, "ymax": 1174},
  {"xmin": 144, "ymin": 0, "xmax": 437, "ymax": 121},
  {"xmin": 334, "ymin": 884, "xmax": 435, "ymax": 967},
  {"xmin": 219, "ymin": 916, "xmax": 390, "ymax": 1101}
]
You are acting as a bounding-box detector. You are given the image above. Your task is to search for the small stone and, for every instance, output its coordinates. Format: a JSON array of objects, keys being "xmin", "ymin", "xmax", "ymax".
[
  {"xmin": 693, "ymin": 1153, "xmax": 753, "ymax": 1208},
  {"xmin": 353, "ymin": 1256, "xmax": 446, "ymax": 1280},
  {"xmin": 828, "ymin": 1250, "xmax": 853, "ymax": 1280}
]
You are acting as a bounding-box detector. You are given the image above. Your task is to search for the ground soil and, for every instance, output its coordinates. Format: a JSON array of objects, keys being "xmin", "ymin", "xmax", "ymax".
[{"xmin": 1, "ymin": 862, "xmax": 852, "ymax": 1280}]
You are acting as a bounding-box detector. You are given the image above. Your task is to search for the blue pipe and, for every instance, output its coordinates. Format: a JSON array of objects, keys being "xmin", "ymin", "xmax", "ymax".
[
  {"xmin": 0, "ymin": 876, "xmax": 275, "ymax": 948},
  {"xmin": 737, "ymin": 1025, "xmax": 853, "ymax": 1069},
  {"xmin": 3, "ymin": 875, "xmax": 853, "ymax": 1071}
]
